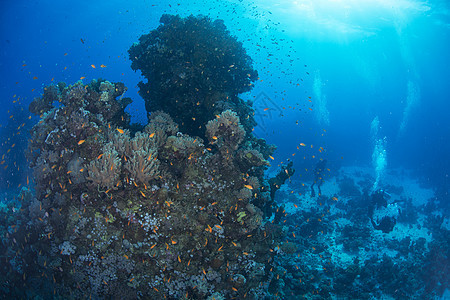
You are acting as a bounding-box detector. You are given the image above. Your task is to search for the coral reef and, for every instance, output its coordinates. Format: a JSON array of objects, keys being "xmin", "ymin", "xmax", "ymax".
[
  {"xmin": 0, "ymin": 15, "xmax": 291, "ymax": 300},
  {"xmin": 8, "ymin": 80, "xmax": 281, "ymax": 298}
]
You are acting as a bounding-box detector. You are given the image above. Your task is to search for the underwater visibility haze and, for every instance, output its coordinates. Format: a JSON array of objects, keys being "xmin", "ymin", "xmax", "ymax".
[{"xmin": 0, "ymin": 0, "xmax": 449, "ymax": 299}]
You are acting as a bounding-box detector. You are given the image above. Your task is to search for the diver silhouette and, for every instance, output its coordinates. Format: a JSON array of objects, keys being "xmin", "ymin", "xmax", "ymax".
[
  {"xmin": 367, "ymin": 189, "xmax": 390, "ymax": 216},
  {"xmin": 311, "ymin": 159, "xmax": 327, "ymax": 197},
  {"xmin": 371, "ymin": 215, "xmax": 396, "ymax": 233},
  {"xmin": 368, "ymin": 189, "xmax": 397, "ymax": 233}
]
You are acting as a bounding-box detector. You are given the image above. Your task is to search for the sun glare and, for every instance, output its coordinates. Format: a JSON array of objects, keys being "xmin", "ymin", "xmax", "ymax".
[{"xmin": 275, "ymin": 0, "xmax": 431, "ymax": 39}]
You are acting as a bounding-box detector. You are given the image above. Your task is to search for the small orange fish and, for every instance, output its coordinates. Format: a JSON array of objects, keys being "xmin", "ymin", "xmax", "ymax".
[
  {"xmin": 212, "ymin": 136, "xmax": 218, "ymax": 140},
  {"xmin": 116, "ymin": 128, "xmax": 124, "ymax": 134},
  {"xmin": 78, "ymin": 140, "xmax": 85, "ymax": 145},
  {"xmin": 269, "ymin": 155, "xmax": 275, "ymax": 160},
  {"xmin": 149, "ymin": 132, "xmax": 155, "ymax": 138},
  {"xmin": 244, "ymin": 184, "xmax": 253, "ymax": 190},
  {"xmin": 300, "ymin": 143, "xmax": 306, "ymax": 147},
  {"xmin": 100, "ymin": 64, "xmax": 107, "ymax": 68},
  {"xmin": 91, "ymin": 64, "xmax": 96, "ymax": 69},
  {"xmin": 64, "ymin": 53, "xmax": 68, "ymax": 56},
  {"xmin": 264, "ymin": 108, "xmax": 269, "ymax": 111},
  {"xmin": 33, "ymin": 76, "xmax": 38, "ymax": 80},
  {"xmin": 80, "ymin": 76, "xmax": 85, "ymax": 80}
]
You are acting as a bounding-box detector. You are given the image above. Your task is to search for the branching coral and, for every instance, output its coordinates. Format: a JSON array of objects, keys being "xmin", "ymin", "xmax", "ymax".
[
  {"xmin": 164, "ymin": 134, "xmax": 204, "ymax": 159},
  {"xmin": 206, "ymin": 109, "xmax": 245, "ymax": 153},
  {"xmin": 237, "ymin": 148, "xmax": 269, "ymax": 172},
  {"xmin": 124, "ymin": 133, "xmax": 159, "ymax": 186},
  {"xmin": 106, "ymin": 128, "xmax": 131, "ymax": 157},
  {"xmin": 145, "ymin": 111, "xmax": 178, "ymax": 148},
  {"xmin": 87, "ymin": 142, "xmax": 122, "ymax": 190},
  {"xmin": 128, "ymin": 131, "xmax": 154, "ymax": 155},
  {"xmin": 124, "ymin": 149, "xmax": 159, "ymax": 185}
]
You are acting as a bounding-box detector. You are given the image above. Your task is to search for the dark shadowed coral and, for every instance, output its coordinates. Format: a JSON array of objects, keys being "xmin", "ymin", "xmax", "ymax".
[
  {"xmin": 129, "ymin": 14, "xmax": 258, "ymax": 138},
  {"xmin": 29, "ymin": 84, "xmax": 59, "ymax": 115}
]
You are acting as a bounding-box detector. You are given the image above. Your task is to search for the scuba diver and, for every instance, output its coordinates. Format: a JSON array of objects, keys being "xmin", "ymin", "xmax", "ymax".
[
  {"xmin": 367, "ymin": 189, "xmax": 390, "ymax": 216},
  {"xmin": 368, "ymin": 189, "xmax": 399, "ymax": 233},
  {"xmin": 311, "ymin": 159, "xmax": 327, "ymax": 197},
  {"xmin": 371, "ymin": 215, "xmax": 396, "ymax": 233}
]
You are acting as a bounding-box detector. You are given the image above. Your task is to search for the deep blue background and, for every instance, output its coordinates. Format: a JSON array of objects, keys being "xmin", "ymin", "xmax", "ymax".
[{"xmin": 1, "ymin": 0, "xmax": 449, "ymax": 193}]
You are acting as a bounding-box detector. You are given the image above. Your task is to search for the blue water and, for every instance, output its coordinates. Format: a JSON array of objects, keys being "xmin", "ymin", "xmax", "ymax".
[{"xmin": 1, "ymin": 0, "xmax": 449, "ymax": 298}]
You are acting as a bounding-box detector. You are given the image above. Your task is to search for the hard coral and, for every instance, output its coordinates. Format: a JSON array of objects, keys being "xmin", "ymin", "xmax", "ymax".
[
  {"xmin": 129, "ymin": 14, "xmax": 258, "ymax": 138},
  {"xmin": 206, "ymin": 109, "xmax": 245, "ymax": 153},
  {"xmin": 29, "ymin": 84, "xmax": 59, "ymax": 115},
  {"xmin": 145, "ymin": 111, "xmax": 178, "ymax": 148}
]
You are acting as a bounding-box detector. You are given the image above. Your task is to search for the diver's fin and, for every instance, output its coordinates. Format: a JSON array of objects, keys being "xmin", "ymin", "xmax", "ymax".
[{"xmin": 370, "ymin": 217, "xmax": 379, "ymax": 229}]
